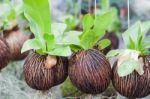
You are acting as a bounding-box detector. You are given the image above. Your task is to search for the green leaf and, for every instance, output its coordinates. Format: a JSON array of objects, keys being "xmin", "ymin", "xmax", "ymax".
[
  {"xmin": 117, "ymin": 59, "xmax": 138, "ymax": 77},
  {"xmin": 82, "ymin": 14, "xmax": 94, "ymax": 32},
  {"xmin": 106, "ymin": 49, "xmax": 124, "ymax": 58},
  {"xmin": 6, "ymin": 8, "xmax": 16, "ymax": 21},
  {"xmin": 51, "ymin": 23, "xmax": 67, "ymax": 43},
  {"xmin": 62, "ymin": 31, "xmax": 82, "ymax": 45},
  {"xmin": 122, "ymin": 21, "xmax": 141, "ymax": 49},
  {"xmin": 21, "ymin": 39, "xmax": 42, "ymax": 53},
  {"xmin": 24, "ymin": 0, "xmax": 51, "ymax": 35},
  {"xmin": 46, "ymin": 45, "xmax": 72, "ymax": 56},
  {"xmin": 43, "ymin": 34, "xmax": 55, "ymax": 51},
  {"xmin": 143, "ymin": 36, "xmax": 150, "ymax": 48},
  {"xmin": 93, "ymin": 10, "xmax": 114, "ymax": 38},
  {"xmin": 141, "ymin": 21, "xmax": 150, "ymax": 35},
  {"xmin": 80, "ymin": 30, "xmax": 98, "ymax": 49},
  {"xmin": 98, "ymin": 39, "xmax": 110, "ymax": 49}
]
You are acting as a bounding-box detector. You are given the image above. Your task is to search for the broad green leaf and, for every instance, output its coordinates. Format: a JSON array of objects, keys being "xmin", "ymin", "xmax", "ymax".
[
  {"xmin": 122, "ymin": 21, "xmax": 141, "ymax": 49},
  {"xmin": 21, "ymin": 39, "xmax": 42, "ymax": 53},
  {"xmin": 128, "ymin": 36, "xmax": 135, "ymax": 49},
  {"xmin": 80, "ymin": 30, "xmax": 98, "ymax": 49},
  {"xmin": 98, "ymin": 39, "xmax": 110, "ymax": 49},
  {"xmin": 117, "ymin": 59, "xmax": 138, "ymax": 77},
  {"xmin": 141, "ymin": 21, "xmax": 150, "ymax": 35},
  {"xmin": 51, "ymin": 23, "xmax": 67, "ymax": 43},
  {"xmin": 43, "ymin": 34, "xmax": 55, "ymax": 51},
  {"xmin": 82, "ymin": 14, "xmax": 94, "ymax": 32},
  {"xmin": 46, "ymin": 45, "xmax": 72, "ymax": 56},
  {"xmin": 6, "ymin": 8, "xmax": 16, "ymax": 21},
  {"xmin": 106, "ymin": 49, "xmax": 124, "ymax": 58},
  {"xmin": 52, "ymin": 23, "xmax": 81, "ymax": 46},
  {"xmin": 143, "ymin": 36, "xmax": 150, "ymax": 48},
  {"xmin": 93, "ymin": 10, "xmax": 114, "ymax": 38},
  {"xmin": 24, "ymin": 0, "xmax": 51, "ymax": 35},
  {"xmin": 62, "ymin": 31, "xmax": 82, "ymax": 45}
]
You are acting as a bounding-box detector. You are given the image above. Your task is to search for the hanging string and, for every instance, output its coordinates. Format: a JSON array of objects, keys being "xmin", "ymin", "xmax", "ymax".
[
  {"xmin": 107, "ymin": 0, "xmax": 110, "ymax": 9},
  {"xmin": 78, "ymin": 0, "xmax": 82, "ymax": 18},
  {"xmin": 95, "ymin": 0, "xmax": 97, "ymax": 18},
  {"xmin": 127, "ymin": 0, "xmax": 130, "ymax": 28},
  {"xmin": 88, "ymin": 0, "xmax": 91, "ymax": 13}
]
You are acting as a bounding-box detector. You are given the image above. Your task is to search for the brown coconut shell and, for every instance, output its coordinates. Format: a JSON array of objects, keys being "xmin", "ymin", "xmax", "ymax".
[
  {"xmin": 0, "ymin": 37, "xmax": 10, "ymax": 70},
  {"xmin": 102, "ymin": 32, "xmax": 119, "ymax": 54},
  {"xmin": 4, "ymin": 29, "xmax": 30, "ymax": 60},
  {"xmin": 112, "ymin": 55, "xmax": 150, "ymax": 98},
  {"xmin": 69, "ymin": 49, "xmax": 111, "ymax": 94},
  {"xmin": 23, "ymin": 52, "xmax": 68, "ymax": 90}
]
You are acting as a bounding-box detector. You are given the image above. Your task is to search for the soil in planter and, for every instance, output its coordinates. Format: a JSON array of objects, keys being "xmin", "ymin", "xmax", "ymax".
[
  {"xmin": 112, "ymin": 56, "xmax": 150, "ymax": 98},
  {"xmin": 69, "ymin": 49, "xmax": 111, "ymax": 94},
  {"xmin": 23, "ymin": 52, "xmax": 68, "ymax": 90},
  {"xmin": 0, "ymin": 37, "xmax": 10, "ymax": 70}
]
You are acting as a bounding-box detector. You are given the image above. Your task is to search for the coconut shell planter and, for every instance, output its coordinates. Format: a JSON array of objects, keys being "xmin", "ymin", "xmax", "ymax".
[
  {"xmin": 23, "ymin": 52, "xmax": 68, "ymax": 90},
  {"xmin": 0, "ymin": 37, "xmax": 10, "ymax": 70},
  {"xmin": 69, "ymin": 49, "xmax": 111, "ymax": 94},
  {"xmin": 66, "ymin": 9, "xmax": 115, "ymax": 94},
  {"xmin": 112, "ymin": 56, "xmax": 150, "ymax": 98},
  {"xmin": 3, "ymin": 21, "xmax": 30, "ymax": 60},
  {"xmin": 107, "ymin": 21, "xmax": 150, "ymax": 98}
]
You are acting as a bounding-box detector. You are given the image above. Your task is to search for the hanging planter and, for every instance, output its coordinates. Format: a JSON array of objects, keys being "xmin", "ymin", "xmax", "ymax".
[
  {"xmin": 68, "ymin": 9, "xmax": 115, "ymax": 94},
  {"xmin": 23, "ymin": 52, "xmax": 68, "ymax": 90},
  {"xmin": 0, "ymin": 37, "xmax": 10, "ymax": 70},
  {"xmin": 22, "ymin": 0, "xmax": 82, "ymax": 91},
  {"xmin": 0, "ymin": 4, "xmax": 31, "ymax": 60},
  {"xmin": 107, "ymin": 21, "xmax": 150, "ymax": 98},
  {"xmin": 3, "ymin": 23, "xmax": 30, "ymax": 60}
]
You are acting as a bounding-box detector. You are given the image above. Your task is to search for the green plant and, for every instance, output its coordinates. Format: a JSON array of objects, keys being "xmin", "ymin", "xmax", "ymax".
[
  {"xmin": 107, "ymin": 21, "xmax": 150, "ymax": 77},
  {"xmin": 68, "ymin": 9, "xmax": 115, "ymax": 94},
  {"xmin": 69, "ymin": 9, "xmax": 115, "ymax": 52},
  {"xmin": 21, "ymin": 0, "xmax": 82, "ymax": 57}
]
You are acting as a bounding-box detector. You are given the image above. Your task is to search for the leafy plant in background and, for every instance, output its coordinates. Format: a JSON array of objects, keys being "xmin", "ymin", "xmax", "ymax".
[
  {"xmin": 0, "ymin": 1, "xmax": 23, "ymax": 31},
  {"xmin": 107, "ymin": 21, "xmax": 150, "ymax": 98},
  {"xmin": 0, "ymin": 0, "xmax": 30, "ymax": 61},
  {"xmin": 100, "ymin": 0, "xmax": 121, "ymax": 33},
  {"xmin": 64, "ymin": 15, "xmax": 79, "ymax": 31}
]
